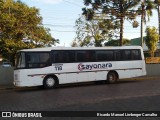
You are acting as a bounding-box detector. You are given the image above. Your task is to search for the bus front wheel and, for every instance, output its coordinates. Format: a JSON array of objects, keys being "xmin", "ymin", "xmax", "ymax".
[
  {"xmin": 107, "ymin": 72, "xmax": 118, "ymax": 84},
  {"xmin": 43, "ymin": 76, "xmax": 58, "ymax": 89}
]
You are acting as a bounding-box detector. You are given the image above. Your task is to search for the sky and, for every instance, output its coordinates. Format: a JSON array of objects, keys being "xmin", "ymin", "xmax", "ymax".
[{"xmin": 21, "ymin": 0, "xmax": 159, "ymax": 47}]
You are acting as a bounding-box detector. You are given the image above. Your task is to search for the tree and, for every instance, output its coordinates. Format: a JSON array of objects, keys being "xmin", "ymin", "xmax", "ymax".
[
  {"xmin": 72, "ymin": 15, "xmax": 119, "ymax": 47},
  {"xmin": 137, "ymin": 0, "xmax": 155, "ymax": 47},
  {"xmin": 154, "ymin": 0, "xmax": 160, "ymax": 41},
  {"xmin": 145, "ymin": 26, "xmax": 159, "ymax": 57},
  {"xmin": 82, "ymin": 0, "xmax": 140, "ymax": 46},
  {"xmin": 0, "ymin": 0, "xmax": 58, "ymax": 64}
]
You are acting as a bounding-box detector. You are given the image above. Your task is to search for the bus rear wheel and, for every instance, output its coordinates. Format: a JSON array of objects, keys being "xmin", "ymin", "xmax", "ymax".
[
  {"xmin": 107, "ymin": 72, "xmax": 118, "ymax": 84},
  {"xmin": 43, "ymin": 76, "xmax": 57, "ymax": 89}
]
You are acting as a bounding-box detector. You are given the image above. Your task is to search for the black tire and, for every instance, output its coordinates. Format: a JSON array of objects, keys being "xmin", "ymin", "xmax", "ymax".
[
  {"xmin": 43, "ymin": 76, "xmax": 58, "ymax": 89},
  {"xmin": 107, "ymin": 72, "xmax": 118, "ymax": 84}
]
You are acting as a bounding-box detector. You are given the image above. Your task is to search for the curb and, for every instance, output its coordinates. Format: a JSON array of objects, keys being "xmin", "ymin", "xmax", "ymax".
[
  {"xmin": 125, "ymin": 76, "xmax": 160, "ymax": 80},
  {"xmin": 0, "ymin": 85, "xmax": 15, "ymax": 90}
]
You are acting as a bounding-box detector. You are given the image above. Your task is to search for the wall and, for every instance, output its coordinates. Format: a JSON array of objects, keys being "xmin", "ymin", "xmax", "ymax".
[
  {"xmin": 0, "ymin": 66, "xmax": 14, "ymax": 85},
  {"xmin": 146, "ymin": 64, "xmax": 160, "ymax": 76}
]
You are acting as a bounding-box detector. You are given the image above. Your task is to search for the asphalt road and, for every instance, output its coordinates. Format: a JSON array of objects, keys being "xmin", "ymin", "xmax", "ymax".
[{"xmin": 0, "ymin": 77, "xmax": 160, "ymax": 120}]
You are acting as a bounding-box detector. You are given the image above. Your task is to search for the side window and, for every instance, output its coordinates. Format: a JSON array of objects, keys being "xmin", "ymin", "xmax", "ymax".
[
  {"xmin": 96, "ymin": 50, "xmax": 114, "ymax": 61},
  {"xmin": 76, "ymin": 51, "xmax": 85, "ymax": 62},
  {"xmin": 132, "ymin": 50, "xmax": 142, "ymax": 60},
  {"xmin": 76, "ymin": 50, "xmax": 95, "ymax": 62},
  {"xmin": 55, "ymin": 51, "xmax": 64, "ymax": 63},
  {"xmin": 52, "ymin": 51, "xmax": 75, "ymax": 63},
  {"xmin": 121, "ymin": 50, "xmax": 131, "ymax": 60},
  {"xmin": 66, "ymin": 51, "xmax": 75, "ymax": 62},
  {"xmin": 114, "ymin": 51, "xmax": 121, "ymax": 61}
]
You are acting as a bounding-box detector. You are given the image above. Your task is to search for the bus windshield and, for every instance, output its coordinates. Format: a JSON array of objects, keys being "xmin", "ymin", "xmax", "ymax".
[{"xmin": 15, "ymin": 52, "xmax": 26, "ymax": 69}]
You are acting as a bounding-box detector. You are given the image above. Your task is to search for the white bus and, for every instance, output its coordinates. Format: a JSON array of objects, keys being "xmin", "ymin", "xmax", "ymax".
[{"xmin": 14, "ymin": 46, "xmax": 146, "ymax": 89}]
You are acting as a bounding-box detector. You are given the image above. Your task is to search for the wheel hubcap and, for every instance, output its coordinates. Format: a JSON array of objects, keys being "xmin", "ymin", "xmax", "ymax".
[
  {"xmin": 109, "ymin": 75, "xmax": 114, "ymax": 81},
  {"xmin": 46, "ymin": 78, "xmax": 55, "ymax": 87}
]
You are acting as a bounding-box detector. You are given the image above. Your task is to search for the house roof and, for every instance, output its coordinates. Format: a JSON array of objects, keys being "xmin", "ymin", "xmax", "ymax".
[
  {"xmin": 131, "ymin": 37, "xmax": 160, "ymax": 51},
  {"xmin": 130, "ymin": 37, "xmax": 146, "ymax": 46}
]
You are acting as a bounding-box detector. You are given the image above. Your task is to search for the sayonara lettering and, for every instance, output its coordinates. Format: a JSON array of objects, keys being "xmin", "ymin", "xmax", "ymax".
[{"xmin": 78, "ymin": 63, "xmax": 112, "ymax": 71}]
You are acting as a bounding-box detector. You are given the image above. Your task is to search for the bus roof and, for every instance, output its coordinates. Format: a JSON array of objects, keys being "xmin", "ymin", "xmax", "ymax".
[{"xmin": 19, "ymin": 46, "xmax": 143, "ymax": 52}]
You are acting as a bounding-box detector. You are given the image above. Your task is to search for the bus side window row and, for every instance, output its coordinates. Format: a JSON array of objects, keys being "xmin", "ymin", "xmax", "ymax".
[{"xmin": 51, "ymin": 49, "xmax": 142, "ymax": 63}]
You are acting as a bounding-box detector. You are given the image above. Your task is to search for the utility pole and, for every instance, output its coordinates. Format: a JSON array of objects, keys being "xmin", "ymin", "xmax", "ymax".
[
  {"xmin": 119, "ymin": 0, "xmax": 123, "ymax": 46},
  {"xmin": 158, "ymin": 5, "xmax": 160, "ymax": 42},
  {"xmin": 157, "ymin": 5, "xmax": 160, "ymax": 51},
  {"xmin": 141, "ymin": 0, "xmax": 145, "ymax": 47}
]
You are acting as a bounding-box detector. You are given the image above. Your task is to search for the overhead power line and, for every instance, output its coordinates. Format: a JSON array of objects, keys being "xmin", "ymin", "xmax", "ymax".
[
  {"xmin": 62, "ymin": 0, "xmax": 83, "ymax": 8},
  {"xmin": 43, "ymin": 24, "xmax": 74, "ymax": 27},
  {"xmin": 51, "ymin": 30, "xmax": 76, "ymax": 32}
]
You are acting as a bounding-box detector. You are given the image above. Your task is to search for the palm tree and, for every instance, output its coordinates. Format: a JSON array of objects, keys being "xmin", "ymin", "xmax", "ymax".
[
  {"xmin": 154, "ymin": 0, "xmax": 160, "ymax": 41},
  {"xmin": 138, "ymin": 0, "xmax": 155, "ymax": 47}
]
